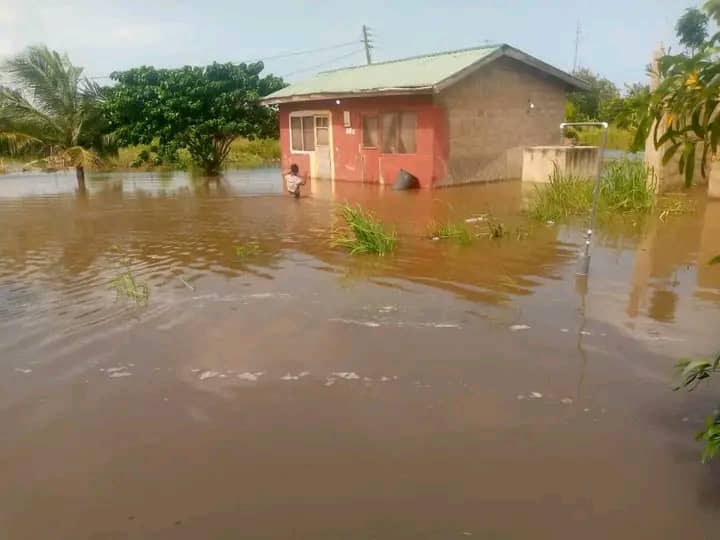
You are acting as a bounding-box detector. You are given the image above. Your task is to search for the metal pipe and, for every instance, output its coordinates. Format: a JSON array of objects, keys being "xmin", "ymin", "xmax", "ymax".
[{"xmin": 559, "ymin": 121, "xmax": 609, "ymax": 276}]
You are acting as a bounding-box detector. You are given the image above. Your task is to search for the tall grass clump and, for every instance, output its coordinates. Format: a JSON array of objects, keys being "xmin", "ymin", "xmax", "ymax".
[
  {"xmin": 427, "ymin": 220, "xmax": 474, "ymax": 244},
  {"xmin": 528, "ymin": 160, "xmax": 655, "ymax": 221},
  {"xmin": 600, "ymin": 160, "xmax": 655, "ymax": 214},
  {"xmin": 333, "ymin": 203, "xmax": 396, "ymax": 255},
  {"xmin": 528, "ymin": 165, "xmax": 594, "ymax": 221}
]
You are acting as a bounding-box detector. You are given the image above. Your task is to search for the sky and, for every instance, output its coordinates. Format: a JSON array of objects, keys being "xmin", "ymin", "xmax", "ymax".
[{"xmin": 0, "ymin": 0, "xmax": 705, "ymax": 89}]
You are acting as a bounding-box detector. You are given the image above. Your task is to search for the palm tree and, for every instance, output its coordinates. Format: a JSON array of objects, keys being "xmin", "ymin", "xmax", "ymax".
[{"xmin": 0, "ymin": 45, "xmax": 112, "ymax": 189}]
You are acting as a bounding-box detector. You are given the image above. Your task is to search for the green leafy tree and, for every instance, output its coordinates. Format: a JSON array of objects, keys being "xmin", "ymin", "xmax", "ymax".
[
  {"xmin": 567, "ymin": 68, "xmax": 620, "ymax": 121},
  {"xmin": 676, "ymin": 7, "xmax": 710, "ymax": 54},
  {"xmin": 104, "ymin": 62, "xmax": 285, "ymax": 175},
  {"xmin": 0, "ymin": 45, "xmax": 113, "ymax": 188}
]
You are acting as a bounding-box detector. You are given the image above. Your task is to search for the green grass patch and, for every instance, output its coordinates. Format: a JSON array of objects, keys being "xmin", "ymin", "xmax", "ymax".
[
  {"xmin": 576, "ymin": 125, "xmax": 635, "ymax": 151},
  {"xmin": 110, "ymin": 269, "xmax": 149, "ymax": 304},
  {"xmin": 427, "ymin": 220, "xmax": 474, "ymax": 244},
  {"xmin": 332, "ymin": 203, "xmax": 396, "ymax": 255}
]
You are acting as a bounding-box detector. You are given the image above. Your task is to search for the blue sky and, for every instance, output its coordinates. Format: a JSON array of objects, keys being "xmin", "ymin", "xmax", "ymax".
[{"xmin": 0, "ymin": 0, "xmax": 705, "ymax": 89}]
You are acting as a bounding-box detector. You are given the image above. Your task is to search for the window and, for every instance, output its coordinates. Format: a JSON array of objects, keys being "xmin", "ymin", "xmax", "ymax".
[
  {"xmin": 315, "ymin": 116, "xmax": 329, "ymax": 146},
  {"xmin": 290, "ymin": 115, "xmax": 315, "ymax": 152},
  {"xmin": 362, "ymin": 115, "xmax": 379, "ymax": 147},
  {"xmin": 380, "ymin": 112, "xmax": 416, "ymax": 154}
]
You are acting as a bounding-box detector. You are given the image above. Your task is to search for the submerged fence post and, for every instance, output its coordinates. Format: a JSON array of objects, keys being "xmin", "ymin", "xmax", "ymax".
[{"xmin": 558, "ymin": 121, "xmax": 609, "ymax": 276}]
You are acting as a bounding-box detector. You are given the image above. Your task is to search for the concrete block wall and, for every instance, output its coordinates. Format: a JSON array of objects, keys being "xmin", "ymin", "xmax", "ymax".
[
  {"xmin": 521, "ymin": 146, "xmax": 599, "ymax": 183},
  {"xmin": 435, "ymin": 56, "xmax": 567, "ymax": 185}
]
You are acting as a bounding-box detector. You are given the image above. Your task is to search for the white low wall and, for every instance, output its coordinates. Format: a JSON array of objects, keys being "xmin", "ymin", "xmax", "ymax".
[{"xmin": 521, "ymin": 146, "xmax": 600, "ymax": 183}]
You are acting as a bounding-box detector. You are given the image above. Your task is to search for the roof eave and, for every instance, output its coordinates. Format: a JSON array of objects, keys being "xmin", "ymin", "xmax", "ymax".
[{"xmin": 261, "ymin": 87, "xmax": 434, "ymax": 105}]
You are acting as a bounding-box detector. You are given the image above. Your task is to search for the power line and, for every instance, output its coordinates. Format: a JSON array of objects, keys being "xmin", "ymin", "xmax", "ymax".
[
  {"xmin": 251, "ymin": 40, "xmax": 360, "ymax": 63},
  {"xmin": 85, "ymin": 39, "xmax": 365, "ymax": 81},
  {"xmin": 281, "ymin": 49, "xmax": 365, "ymax": 78}
]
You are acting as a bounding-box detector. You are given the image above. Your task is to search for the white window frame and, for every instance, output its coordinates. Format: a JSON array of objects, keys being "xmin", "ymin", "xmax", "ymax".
[{"xmin": 289, "ymin": 110, "xmax": 330, "ymax": 154}]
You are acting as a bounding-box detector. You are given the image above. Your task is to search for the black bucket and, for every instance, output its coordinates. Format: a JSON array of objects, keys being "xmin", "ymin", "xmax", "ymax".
[{"xmin": 393, "ymin": 169, "xmax": 420, "ymax": 190}]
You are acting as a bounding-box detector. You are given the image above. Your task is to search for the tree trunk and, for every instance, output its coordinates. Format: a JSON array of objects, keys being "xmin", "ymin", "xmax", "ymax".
[{"xmin": 75, "ymin": 165, "xmax": 86, "ymax": 191}]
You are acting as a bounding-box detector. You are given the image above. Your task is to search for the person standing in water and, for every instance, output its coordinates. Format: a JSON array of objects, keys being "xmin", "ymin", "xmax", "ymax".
[{"xmin": 285, "ymin": 164, "xmax": 307, "ymax": 198}]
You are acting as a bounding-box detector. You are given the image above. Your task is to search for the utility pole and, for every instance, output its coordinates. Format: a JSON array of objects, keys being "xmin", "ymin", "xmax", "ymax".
[
  {"xmin": 572, "ymin": 21, "xmax": 581, "ymax": 73},
  {"xmin": 362, "ymin": 25, "xmax": 373, "ymax": 64}
]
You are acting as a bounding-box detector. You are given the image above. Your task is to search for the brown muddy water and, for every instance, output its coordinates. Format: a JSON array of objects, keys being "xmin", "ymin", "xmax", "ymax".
[{"xmin": 1, "ymin": 168, "xmax": 719, "ymax": 539}]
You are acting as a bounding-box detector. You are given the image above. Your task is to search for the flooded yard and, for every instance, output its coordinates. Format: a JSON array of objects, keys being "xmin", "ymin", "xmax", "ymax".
[{"xmin": 1, "ymin": 168, "xmax": 719, "ymax": 539}]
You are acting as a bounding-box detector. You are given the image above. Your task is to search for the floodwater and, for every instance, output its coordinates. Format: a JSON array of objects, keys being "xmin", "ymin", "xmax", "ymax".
[{"xmin": 1, "ymin": 168, "xmax": 719, "ymax": 539}]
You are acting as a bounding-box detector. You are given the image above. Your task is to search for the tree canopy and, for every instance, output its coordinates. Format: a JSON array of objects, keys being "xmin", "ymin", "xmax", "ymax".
[
  {"xmin": 676, "ymin": 7, "xmax": 710, "ymax": 53},
  {"xmin": 103, "ymin": 62, "xmax": 285, "ymax": 174},
  {"xmin": 566, "ymin": 68, "xmax": 620, "ymax": 123}
]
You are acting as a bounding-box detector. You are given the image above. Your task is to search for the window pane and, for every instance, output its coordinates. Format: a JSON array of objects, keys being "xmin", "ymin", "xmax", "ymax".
[
  {"xmin": 381, "ymin": 113, "xmax": 398, "ymax": 153},
  {"xmin": 302, "ymin": 117, "xmax": 315, "ymax": 151},
  {"xmin": 362, "ymin": 116, "xmax": 378, "ymax": 147},
  {"xmin": 316, "ymin": 127, "xmax": 329, "ymax": 145},
  {"xmin": 315, "ymin": 116, "xmax": 329, "ymax": 128},
  {"xmin": 291, "ymin": 117, "xmax": 302, "ymax": 151},
  {"xmin": 399, "ymin": 112, "xmax": 417, "ymax": 153}
]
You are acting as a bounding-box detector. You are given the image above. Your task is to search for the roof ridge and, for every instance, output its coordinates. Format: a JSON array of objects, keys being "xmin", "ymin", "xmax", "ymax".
[{"xmin": 318, "ymin": 43, "xmax": 507, "ymax": 75}]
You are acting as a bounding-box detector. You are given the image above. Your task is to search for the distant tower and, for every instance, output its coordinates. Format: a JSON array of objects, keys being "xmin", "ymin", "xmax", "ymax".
[{"xmin": 572, "ymin": 21, "xmax": 581, "ymax": 72}]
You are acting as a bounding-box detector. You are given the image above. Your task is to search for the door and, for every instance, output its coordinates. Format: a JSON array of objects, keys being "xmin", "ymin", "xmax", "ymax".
[
  {"xmin": 314, "ymin": 115, "xmax": 331, "ymax": 179},
  {"xmin": 361, "ymin": 114, "xmax": 380, "ymax": 183}
]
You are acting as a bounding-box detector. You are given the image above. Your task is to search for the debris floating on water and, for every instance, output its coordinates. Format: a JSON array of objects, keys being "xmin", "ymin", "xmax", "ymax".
[
  {"xmin": 14, "ymin": 368, "xmax": 32, "ymax": 374},
  {"xmin": 529, "ymin": 392, "xmax": 543, "ymax": 399},
  {"xmin": 560, "ymin": 328, "xmax": 569, "ymax": 333},
  {"xmin": 510, "ymin": 324, "xmax": 531, "ymax": 331},
  {"xmin": 199, "ymin": 370, "xmax": 221, "ymax": 381},
  {"xmin": 333, "ymin": 372, "xmax": 360, "ymax": 380},
  {"xmin": 109, "ymin": 371, "xmax": 132, "ymax": 378},
  {"xmin": 580, "ymin": 330, "xmax": 592, "ymax": 336},
  {"xmin": 560, "ymin": 397, "xmax": 573, "ymax": 405},
  {"xmin": 517, "ymin": 394, "xmax": 526, "ymax": 400}
]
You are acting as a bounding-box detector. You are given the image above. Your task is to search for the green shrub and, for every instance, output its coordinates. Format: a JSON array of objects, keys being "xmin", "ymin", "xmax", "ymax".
[{"xmin": 332, "ymin": 204, "xmax": 396, "ymax": 255}]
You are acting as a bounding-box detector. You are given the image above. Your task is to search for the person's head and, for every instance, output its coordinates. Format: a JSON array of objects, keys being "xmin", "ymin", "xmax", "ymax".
[{"xmin": 290, "ymin": 164, "xmax": 299, "ymax": 175}]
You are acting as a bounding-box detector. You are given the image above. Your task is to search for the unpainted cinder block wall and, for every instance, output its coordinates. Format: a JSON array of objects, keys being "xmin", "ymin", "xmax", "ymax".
[{"xmin": 435, "ymin": 56, "xmax": 568, "ymax": 185}]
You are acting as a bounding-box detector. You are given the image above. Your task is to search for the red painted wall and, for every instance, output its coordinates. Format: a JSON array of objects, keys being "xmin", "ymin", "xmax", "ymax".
[{"xmin": 279, "ymin": 95, "xmax": 447, "ymax": 188}]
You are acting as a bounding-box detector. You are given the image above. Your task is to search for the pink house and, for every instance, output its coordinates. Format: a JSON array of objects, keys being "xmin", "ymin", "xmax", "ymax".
[{"xmin": 262, "ymin": 44, "xmax": 587, "ymax": 188}]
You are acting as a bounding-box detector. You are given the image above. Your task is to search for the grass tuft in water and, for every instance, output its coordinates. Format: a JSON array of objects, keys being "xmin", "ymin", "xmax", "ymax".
[
  {"xmin": 427, "ymin": 220, "xmax": 474, "ymax": 244},
  {"xmin": 486, "ymin": 219, "xmax": 506, "ymax": 239},
  {"xmin": 235, "ymin": 242, "xmax": 262, "ymax": 258},
  {"xmin": 332, "ymin": 203, "xmax": 396, "ymax": 255},
  {"xmin": 110, "ymin": 269, "xmax": 149, "ymax": 304},
  {"xmin": 528, "ymin": 160, "xmax": 656, "ymax": 222}
]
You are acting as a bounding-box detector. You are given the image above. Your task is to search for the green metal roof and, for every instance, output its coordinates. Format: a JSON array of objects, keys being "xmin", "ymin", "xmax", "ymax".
[{"xmin": 262, "ymin": 44, "xmax": 588, "ymax": 104}]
